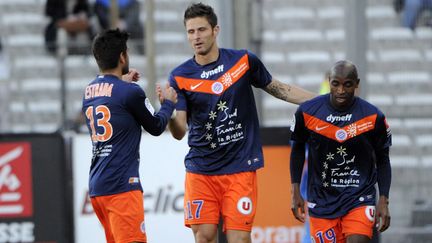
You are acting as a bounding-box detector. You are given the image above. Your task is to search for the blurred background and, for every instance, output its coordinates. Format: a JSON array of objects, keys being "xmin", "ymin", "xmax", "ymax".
[{"xmin": 0, "ymin": 0, "xmax": 431, "ymax": 242}]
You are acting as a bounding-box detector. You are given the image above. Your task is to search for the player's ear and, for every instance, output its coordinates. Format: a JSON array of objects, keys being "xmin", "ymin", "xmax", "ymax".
[
  {"xmin": 213, "ymin": 25, "xmax": 220, "ymax": 36},
  {"xmin": 119, "ymin": 51, "xmax": 126, "ymax": 64}
]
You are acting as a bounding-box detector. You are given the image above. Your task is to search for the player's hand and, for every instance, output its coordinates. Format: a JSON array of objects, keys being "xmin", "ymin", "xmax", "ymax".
[
  {"xmin": 291, "ymin": 183, "xmax": 306, "ymax": 223},
  {"xmin": 157, "ymin": 83, "xmax": 177, "ymax": 104},
  {"xmin": 122, "ymin": 68, "xmax": 140, "ymax": 82},
  {"xmin": 156, "ymin": 84, "xmax": 164, "ymax": 103},
  {"xmin": 376, "ymin": 196, "xmax": 391, "ymax": 232}
]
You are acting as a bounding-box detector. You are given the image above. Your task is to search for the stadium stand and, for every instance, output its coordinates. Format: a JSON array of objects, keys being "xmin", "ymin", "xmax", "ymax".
[{"xmin": 0, "ymin": 0, "xmax": 431, "ymax": 242}]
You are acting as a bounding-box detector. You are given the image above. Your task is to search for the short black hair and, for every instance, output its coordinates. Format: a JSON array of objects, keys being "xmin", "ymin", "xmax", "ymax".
[
  {"xmin": 92, "ymin": 29, "xmax": 129, "ymax": 71},
  {"xmin": 330, "ymin": 60, "xmax": 359, "ymax": 81},
  {"xmin": 184, "ymin": 2, "xmax": 218, "ymax": 28}
]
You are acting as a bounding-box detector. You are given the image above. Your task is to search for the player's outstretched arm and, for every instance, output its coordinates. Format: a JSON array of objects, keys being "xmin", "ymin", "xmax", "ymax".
[
  {"xmin": 157, "ymin": 83, "xmax": 187, "ymax": 140},
  {"xmin": 157, "ymin": 83, "xmax": 178, "ymax": 104},
  {"xmin": 376, "ymin": 195, "xmax": 391, "ymax": 232},
  {"xmin": 264, "ymin": 78, "xmax": 316, "ymax": 105}
]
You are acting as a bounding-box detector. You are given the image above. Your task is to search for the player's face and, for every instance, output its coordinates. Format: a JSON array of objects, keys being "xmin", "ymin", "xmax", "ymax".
[
  {"xmin": 185, "ymin": 17, "xmax": 218, "ymax": 56},
  {"xmin": 329, "ymin": 75, "xmax": 359, "ymax": 109}
]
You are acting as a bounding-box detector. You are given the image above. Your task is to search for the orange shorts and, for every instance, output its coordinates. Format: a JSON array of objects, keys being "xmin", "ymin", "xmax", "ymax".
[
  {"xmin": 91, "ymin": 190, "xmax": 147, "ymax": 243},
  {"xmin": 184, "ymin": 171, "xmax": 257, "ymax": 232},
  {"xmin": 309, "ymin": 205, "xmax": 376, "ymax": 243}
]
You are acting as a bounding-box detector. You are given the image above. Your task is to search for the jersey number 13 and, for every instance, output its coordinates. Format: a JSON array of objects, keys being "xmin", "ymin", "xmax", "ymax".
[{"xmin": 85, "ymin": 105, "xmax": 113, "ymax": 142}]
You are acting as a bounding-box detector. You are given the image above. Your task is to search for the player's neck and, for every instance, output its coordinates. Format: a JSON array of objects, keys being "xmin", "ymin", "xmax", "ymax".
[
  {"xmin": 100, "ymin": 68, "xmax": 122, "ymax": 79},
  {"xmin": 195, "ymin": 46, "xmax": 219, "ymax": 66}
]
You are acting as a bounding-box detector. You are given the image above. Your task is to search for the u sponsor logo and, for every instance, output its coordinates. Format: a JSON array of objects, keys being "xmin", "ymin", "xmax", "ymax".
[
  {"xmin": 237, "ymin": 197, "xmax": 253, "ymax": 215},
  {"xmin": 365, "ymin": 205, "xmax": 375, "ymax": 222}
]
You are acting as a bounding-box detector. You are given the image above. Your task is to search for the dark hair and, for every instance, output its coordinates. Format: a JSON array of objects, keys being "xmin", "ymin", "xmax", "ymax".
[
  {"xmin": 184, "ymin": 2, "xmax": 218, "ymax": 28},
  {"xmin": 330, "ymin": 60, "xmax": 359, "ymax": 81},
  {"xmin": 92, "ymin": 29, "xmax": 129, "ymax": 71}
]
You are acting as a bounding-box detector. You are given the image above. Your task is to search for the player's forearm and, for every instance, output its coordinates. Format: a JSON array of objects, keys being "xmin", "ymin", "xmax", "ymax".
[
  {"xmin": 168, "ymin": 121, "xmax": 186, "ymax": 140},
  {"xmin": 168, "ymin": 111, "xmax": 187, "ymax": 140},
  {"xmin": 291, "ymin": 183, "xmax": 301, "ymax": 195},
  {"xmin": 143, "ymin": 100, "xmax": 175, "ymax": 136},
  {"xmin": 378, "ymin": 195, "xmax": 389, "ymax": 206},
  {"xmin": 290, "ymin": 141, "xmax": 306, "ymax": 183},
  {"xmin": 264, "ymin": 79, "xmax": 316, "ymax": 105},
  {"xmin": 376, "ymin": 147, "xmax": 392, "ymax": 197}
]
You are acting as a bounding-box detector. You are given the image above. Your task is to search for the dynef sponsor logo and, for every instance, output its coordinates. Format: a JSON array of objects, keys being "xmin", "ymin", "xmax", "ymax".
[
  {"xmin": 201, "ymin": 65, "xmax": 224, "ymax": 79},
  {"xmin": 326, "ymin": 114, "xmax": 352, "ymax": 123}
]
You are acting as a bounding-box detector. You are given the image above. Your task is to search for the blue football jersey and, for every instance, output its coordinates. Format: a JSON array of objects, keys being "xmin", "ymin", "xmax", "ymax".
[
  {"xmin": 290, "ymin": 94, "xmax": 392, "ymax": 218},
  {"xmin": 169, "ymin": 48, "xmax": 272, "ymax": 174},
  {"xmin": 82, "ymin": 74, "xmax": 174, "ymax": 197}
]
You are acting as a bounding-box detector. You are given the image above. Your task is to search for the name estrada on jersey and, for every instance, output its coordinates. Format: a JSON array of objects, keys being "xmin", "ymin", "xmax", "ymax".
[
  {"xmin": 82, "ymin": 74, "xmax": 175, "ymax": 197},
  {"xmin": 169, "ymin": 48, "xmax": 272, "ymax": 175},
  {"xmin": 290, "ymin": 94, "xmax": 392, "ymax": 218}
]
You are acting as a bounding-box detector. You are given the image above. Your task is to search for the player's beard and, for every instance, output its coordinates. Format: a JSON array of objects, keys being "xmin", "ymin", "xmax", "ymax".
[
  {"xmin": 121, "ymin": 59, "xmax": 129, "ymax": 75},
  {"xmin": 197, "ymin": 42, "xmax": 213, "ymax": 56},
  {"xmin": 196, "ymin": 33, "xmax": 216, "ymax": 56}
]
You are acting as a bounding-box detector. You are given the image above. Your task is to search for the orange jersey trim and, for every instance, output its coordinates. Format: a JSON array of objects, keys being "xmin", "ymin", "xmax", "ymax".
[
  {"xmin": 174, "ymin": 54, "xmax": 250, "ymax": 95},
  {"xmin": 303, "ymin": 113, "xmax": 377, "ymax": 142}
]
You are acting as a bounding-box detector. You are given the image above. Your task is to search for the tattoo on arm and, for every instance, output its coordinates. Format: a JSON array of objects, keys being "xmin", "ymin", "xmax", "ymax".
[{"xmin": 264, "ymin": 81, "xmax": 292, "ymax": 102}]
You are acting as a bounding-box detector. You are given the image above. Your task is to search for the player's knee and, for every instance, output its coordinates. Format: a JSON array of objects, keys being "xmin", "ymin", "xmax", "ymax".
[
  {"xmin": 194, "ymin": 233, "xmax": 217, "ymax": 243},
  {"xmin": 346, "ymin": 234, "xmax": 370, "ymax": 243},
  {"xmin": 226, "ymin": 230, "xmax": 251, "ymax": 243},
  {"xmin": 192, "ymin": 225, "xmax": 217, "ymax": 243}
]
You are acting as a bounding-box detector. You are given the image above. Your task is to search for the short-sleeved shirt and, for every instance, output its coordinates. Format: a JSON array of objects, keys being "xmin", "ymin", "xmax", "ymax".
[
  {"xmin": 169, "ymin": 48, "xmax": 272, "ymax": 175},
  {"xmin": 290, "ymin": 94, "xmax": 392, "ymax": 218},
  {"xmin": 82, "ymin": 74, "xmax": 174, "ymax": 197}
]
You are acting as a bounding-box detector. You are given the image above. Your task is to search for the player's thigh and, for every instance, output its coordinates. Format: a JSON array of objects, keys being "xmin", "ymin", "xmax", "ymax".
[
  {"xmin": 221, "ymin": 171, "xmax": 257, "ymax": 232},
  {"xmin": 341, "ymin": 205, "xmax": 375, "ymax": 240},
  {"xmin": 184, "ymin": 172, "xmax": 221, "ymax": 227},
  {"xmin": 309, "ymin": 216, "xmax": 343, "ymax": 243},
  {"xmin": 91, "ymin": 196, "xmax": 115, "ymax": 243},
  {"xmin": 107, "ymin": 190, "xmax": 147, "ymax": 243}
]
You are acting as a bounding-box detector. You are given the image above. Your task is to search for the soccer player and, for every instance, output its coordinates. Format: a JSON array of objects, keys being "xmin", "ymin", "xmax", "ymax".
[
  {"xmin": 164, "ymin": 3, "xmax": 315, "ymax": 243},
  {"xmin": 82, "ymin": 29, "xmax": 177, "ymax": 243},
  {"xmin": 290, "ymin": 60, "xmax": 392, "ymax": 243}
]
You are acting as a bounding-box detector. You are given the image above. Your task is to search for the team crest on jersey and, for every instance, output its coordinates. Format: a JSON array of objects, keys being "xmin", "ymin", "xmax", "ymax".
[
  {"xmin": 335, "ymin": 129, "xmax": 347, "ymax": 141},
  {"xmin": 365, "ymin": 206, "xmax": 375, "ymax": 222},
  {"xmin": 237, "ymin": 197, "xmax": 253, "ymax": 215},
  {"xmin": 211, "ymin": 82, "xmax": 224, "ymax": 94}
]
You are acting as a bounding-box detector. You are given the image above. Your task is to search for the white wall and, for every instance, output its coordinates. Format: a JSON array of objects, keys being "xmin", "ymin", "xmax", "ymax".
[{"xmin": 72, "ymin": 133, "xmax": 193, "ymax": 243}]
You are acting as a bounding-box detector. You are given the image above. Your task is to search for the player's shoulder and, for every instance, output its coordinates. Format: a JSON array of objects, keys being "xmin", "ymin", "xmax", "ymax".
[
  {"xmin": 109, "ymin": 79, "xmax": 143, "ymax": 99},
  {"xmin": 170, "ymin": 56, "xmax": 195, "ymax": 76},
  {"xmin": 356, "ymin": 97, "xmax": 385, "ymax": 116},
  {"xmin": 221, "ymin": 48, "xmax": 247, "ymax": 56},
  {"xmin": 299, "ymin": 94, "xmax": 328, "ymax": 110},
  {"xmin": 124, "ymin": 82, "xmax": 144, "ymax": 94}
]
